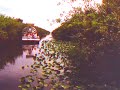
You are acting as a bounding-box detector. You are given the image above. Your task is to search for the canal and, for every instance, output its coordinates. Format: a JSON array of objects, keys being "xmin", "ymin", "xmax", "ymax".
[
  {"xmin": 1, "ymin": 34, "xmax": 120, "ymax": 90},
  {"xmin": 0, "ymin": 43, "xmax": 38, "ymax": 90}
]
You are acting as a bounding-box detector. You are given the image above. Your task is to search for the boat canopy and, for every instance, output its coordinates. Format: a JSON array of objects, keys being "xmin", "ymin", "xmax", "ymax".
[
  {"xmin": 22, "ymin": 26, "xmax": 40, "ymax": 40},
  {"xmin": 22, "ymin": 26, "xmax": 37, "ymax": 34}
]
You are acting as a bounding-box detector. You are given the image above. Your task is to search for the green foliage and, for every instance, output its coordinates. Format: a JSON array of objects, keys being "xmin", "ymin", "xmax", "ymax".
[
  {"xmin": 0, "ymin": 14, "xmax": 24, "ymax": 41},
  {"xmin": 52, "ymin": 1, "xmax": 120, "ymax": 55},
  {"xmin": 19, "ymin": 40, "xmax": 76, "ymax": 90},
  {"xmin": 0, "ymin": 14, "xmax": 50, "ymax": 44},
  {"xmin": 18, "ymin": 40, "xmax": 120, "ymax": 90},
  {"xmin": 35, "ymin": 26, "xmax": 50, "ymax": 38},
  {"xmin": 53, "ymin": 7, "xmax": 119, "ymax": 42},
  {"xmin": 51, "ymin": 1, "xmax": 120, "ymax": 88},
  {"xmin": 52, "ymin": 0, "xmax": 120, "ymax": 69},
  {"xmin": 0, "ymin": 29, "xmax": 8, "ymax": 40}
]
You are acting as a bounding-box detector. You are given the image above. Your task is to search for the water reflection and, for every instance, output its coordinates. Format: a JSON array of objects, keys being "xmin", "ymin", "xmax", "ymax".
[
  {"xmin": 23, "ymin": 45, "xmax": 39, "ymax": 58},
  {"xmin": 0, "ymin": 44, "xmax": 39, "ymax": 90},
  {"xmin": 19, "ymin": 41, "xmax": 71, "ymax": 90},
  {"xmin": 65, "ymin": 44, "xmax": 120, "ymax": 90},
  {"xmin": 0, "ymin": 44, "xmax": 22, "ymax": 70},
  {"xmin": 1, "ymin": 35, "xmax": 120, "ymax": 90},
  {"xmin": 19, "ymin": 40, "xmax": 120, "ymax": 90}
]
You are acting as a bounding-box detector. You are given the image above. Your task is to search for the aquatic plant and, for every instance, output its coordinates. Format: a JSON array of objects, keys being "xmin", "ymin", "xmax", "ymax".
[{"xmin": 18, "ymin": 40, "xmax": 80, "ymax": 90}]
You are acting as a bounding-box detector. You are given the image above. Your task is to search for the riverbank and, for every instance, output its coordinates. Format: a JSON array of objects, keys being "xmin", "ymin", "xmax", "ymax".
[{"xmin": 0, "ymin": 14, "xmax": 50, "ymax": 48}]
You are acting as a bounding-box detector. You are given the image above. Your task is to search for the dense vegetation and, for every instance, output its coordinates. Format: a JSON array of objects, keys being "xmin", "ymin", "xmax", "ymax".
[
  {"xmin": 52, "ymin": 0, "xmax": 120, "ymax": 42},
  {"xmin": 0, "ymin": 15, "xmax": 23, "ymax": 41},
  {"xmin": 52, "ymin": 0, "xmax": 120, "ymax": 58},
  {"xmin": 51, "ymin": 1, "xmax": 120, "ymax": 89},
  {"xmin": 0, "ymin": 14, "xmax": 49, "ymax": 46},
  {"xmin": 18, "ymin": 0, "xmax": 120, "ymax": 90},
  {"xmin": 35, "ymin": 26, "xmax": 50, "ymax": 39}
]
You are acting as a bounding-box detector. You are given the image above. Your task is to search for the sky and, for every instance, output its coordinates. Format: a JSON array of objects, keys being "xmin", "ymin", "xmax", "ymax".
[{"xmin": 0, "ymin": 0, "xmax": 102, "ymax": 32}]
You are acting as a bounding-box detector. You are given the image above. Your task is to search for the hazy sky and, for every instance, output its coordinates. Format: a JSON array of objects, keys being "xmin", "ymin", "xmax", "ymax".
[{"xmin": 0, "ymin": 0, "xmax": 102, "ymax": 32}]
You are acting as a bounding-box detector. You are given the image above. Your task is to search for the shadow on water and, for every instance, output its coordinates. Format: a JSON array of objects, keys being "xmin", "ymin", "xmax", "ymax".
[
  {"xmin": 1, "ymin": 36, "xmax": 120, "ymax": 90},
  {"xmin": 18, "ymin": 40, "xmax": 71, "ymax": 90},
  {"xmin": 66, "ymin": 43, "xmax": 120, "ymax": 90},
  {"xmin": 0, "ymin": 34, "xmax": 53, "ymax": 90},
  {"xmin": 0, "ymin": 43, "xmax": 22, "ymax": 70},
  {"xmin": 0, "ymin": 41, "xmax": 39, "ymax": 90},
  {"xmin": 18, "ymin": 40, "xmax": 120, "ymax": 90}
]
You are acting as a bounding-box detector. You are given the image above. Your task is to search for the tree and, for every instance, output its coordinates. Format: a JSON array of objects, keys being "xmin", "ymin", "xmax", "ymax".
[
  {"xmin": 52, "ymin": 0, "xmax": 120, "ymax": 62},
  {"xmin": 0, "ymin": 29, "xmax": 8, "ymax": 40}
]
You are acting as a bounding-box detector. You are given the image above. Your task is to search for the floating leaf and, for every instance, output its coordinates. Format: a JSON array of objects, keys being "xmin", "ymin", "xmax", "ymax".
[
  {"xmin": 44, "ymin": 83, "xmax": 48, "ymax": 87},
  {"xmin": 26, "ymin": 75, "xmax": 32, "ymax": 79},
  {"xmin": 61, "ymin": 84, "xmax": 70, "ymax": 89},
  {"xmin": 25, "ymin": 83, "xmax": 31, "ymax": 88},
  {"xmin": 28, "ymin": 78, "xmax": 34, "ymax": 83},
  {"xmin": 18, "ymin": 84, "xmax": 23, "ymax": 88},
  {"xmin": 21, "ymin": 87, "xmax": 28, "ymax": 90},
  {"xmin": 76, "ymin": 86, "xmax": 81, "ymax": 89},
  {"xmin": 32, "ymin": 87, "xmax": 37, "ymax": 90},
  {"xmin": 19, "ymin": 77, "xmax": 25, "ymax": 82}
]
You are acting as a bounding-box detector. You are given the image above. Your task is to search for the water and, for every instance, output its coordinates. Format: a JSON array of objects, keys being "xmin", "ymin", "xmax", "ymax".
[
  {"xmin": 0, "ymin": 34, "xmax": 54, "ymax": 90},
  {"xmin": 1, "ymin": 34, "xmax": 120, "ymax": 90},
  {"xmin": 0, "ymin": 44, "xmax": 37, "ymax": 90}
]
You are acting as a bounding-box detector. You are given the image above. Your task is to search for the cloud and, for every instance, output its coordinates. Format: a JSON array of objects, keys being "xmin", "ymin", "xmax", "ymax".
[
  {"xmin": 0, "ymin": 0, "xmax": 65, "ymax": 31},
  {"xmin": 0, "ymin": 6, "xmax": 11, "ymax": 13},
  {"xmin": 0, "ymin": 0, "xmax": 102, "ymax": 32}
]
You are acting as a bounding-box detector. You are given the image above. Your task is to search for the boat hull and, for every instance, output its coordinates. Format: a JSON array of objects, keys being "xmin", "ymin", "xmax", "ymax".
[{"xmin": 22, "ymin": 39, "xmax": 40, "ymax": 44}]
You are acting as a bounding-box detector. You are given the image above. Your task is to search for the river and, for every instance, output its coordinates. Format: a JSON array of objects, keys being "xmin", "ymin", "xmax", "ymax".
[
  {"xmin": 0, "ymin": 34, "xmax": 52, "ymax": 90},
  {"xmin": 1, "ymin": 34, "xmax": 120, "ymax": 90}
]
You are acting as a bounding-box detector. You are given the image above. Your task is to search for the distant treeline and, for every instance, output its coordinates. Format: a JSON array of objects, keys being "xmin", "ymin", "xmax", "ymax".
[{"xmin": 0, "ymin": 14, "xmax": 50, "ymax": 46}]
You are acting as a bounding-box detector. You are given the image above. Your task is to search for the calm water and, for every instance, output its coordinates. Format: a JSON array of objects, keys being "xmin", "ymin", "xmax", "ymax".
[
  {"xmin": 0, "ymin": 35, "xmax": 53, "ymax": 90},
  {"xmin": 1, "ymin": 35, "xmax": 120, "ymax": 90},
  {"xmin": 0, "ymin": 44, "xmax": 38, "ymax": 90}
]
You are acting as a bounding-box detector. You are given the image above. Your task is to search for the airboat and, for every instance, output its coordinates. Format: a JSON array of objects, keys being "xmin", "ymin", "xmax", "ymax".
[{"xmin": 22, "ymin": 26, "xmax": 40, "ymax": 44}]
